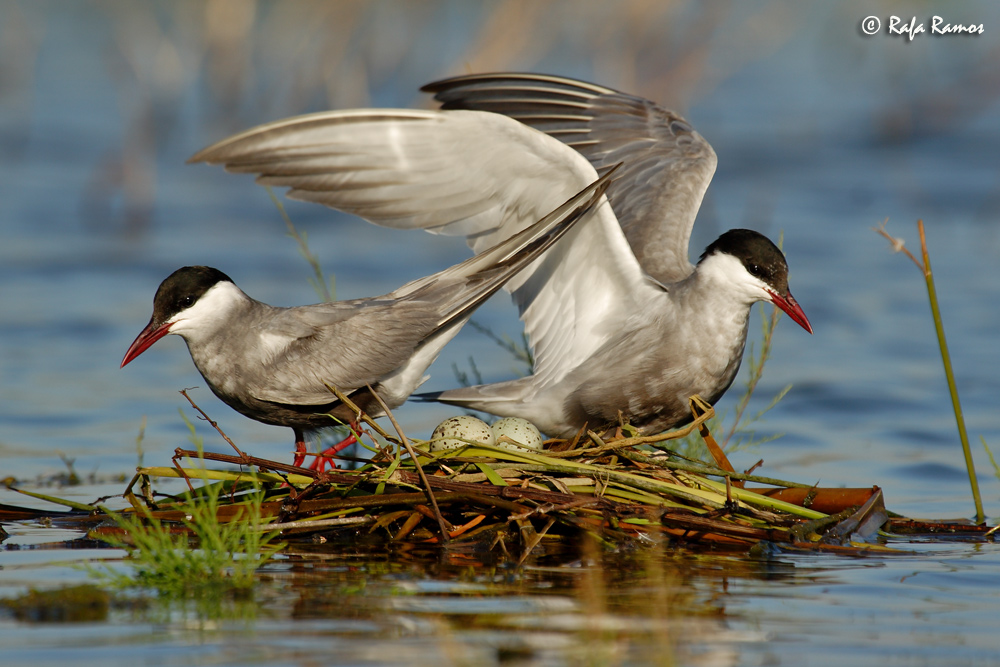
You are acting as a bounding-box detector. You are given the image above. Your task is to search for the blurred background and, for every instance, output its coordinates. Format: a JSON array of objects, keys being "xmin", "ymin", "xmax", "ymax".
[{"xmin": 1, "ymin": 0, "xmax": 998, "ymax": 518}]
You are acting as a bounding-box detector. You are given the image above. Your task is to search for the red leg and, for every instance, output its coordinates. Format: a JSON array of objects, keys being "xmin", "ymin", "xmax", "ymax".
[
  {"xmin": 308, "ymin": 423, "xmax": 359, "ymax": 472},
  {"xmin": 291, "ymin": 427, "xmax": 308, "ymax": 468}
]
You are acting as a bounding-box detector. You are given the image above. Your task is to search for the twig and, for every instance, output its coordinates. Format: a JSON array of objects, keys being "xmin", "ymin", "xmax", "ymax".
[
  {"xmin": 447, "ymin": 514, "xmax": 487, "ymax": 538},
  {"xmin": 259, "ymin": 515, "xmax": 375, "ymax": 532},
  {"xmin": 518, "ymin": 516, "xmax": 556, "ymax": 566},
  {"xmin": 171, "ymin": 449, "xmax": 196, "ymax": 494},
  {"xmin": 691, "ymin": 396, "xmax": 739, "ymax": 483},
  {"xmin": 874, "ymin": 219, "xmax": 924, "ymax": 272},
  {"xmin": 365, "ymin": 384, "xmax": 452, "ymax": 541},
  {"xmin": 543, "ymin": 398, "xmax": 716, "ymax": 458},
  {"xmin": 179, "ymin": 389, "xmax": 250, "ymax": 464},
  {"xmin": 511, "ymin": 497, "xmax": 601, "ymax": 521},
  {"xmin": 617, "ymin": 450, "xmax": 812, "ymax": 488},
  {"xmin": 174, "ymin": 448, "xmax": 319, "ymax": 479},
  {"xmin": 324, "ymin": 383, "xmax": 397, "ymax": 443}
]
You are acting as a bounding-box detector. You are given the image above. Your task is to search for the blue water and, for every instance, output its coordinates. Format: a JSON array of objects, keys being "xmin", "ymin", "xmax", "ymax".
[{"xmin": 2, "ymin": 2, "xmax": 1000, "ymax": 664}]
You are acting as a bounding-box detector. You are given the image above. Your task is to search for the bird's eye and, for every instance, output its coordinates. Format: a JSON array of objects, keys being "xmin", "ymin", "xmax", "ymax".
[
  {"xmin": 749, "ymin": 263, "xmax": 762, "ymax": 277},
  {"xmin": 179, "ymin": 295, "xmax": 194, "ymax": 308}
]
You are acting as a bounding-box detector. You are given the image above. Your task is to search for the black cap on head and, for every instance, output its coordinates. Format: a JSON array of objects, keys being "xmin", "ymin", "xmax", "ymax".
[
  {"xmin": 700, "ymin": 229, "xmax": 790, "ymax": 295},
  {"xmin": 152, "ymin": 266, "xmax": 234, "ymax": 322}
]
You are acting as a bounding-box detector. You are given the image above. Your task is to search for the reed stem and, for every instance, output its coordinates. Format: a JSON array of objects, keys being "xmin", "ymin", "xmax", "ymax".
[{"xmin": 916, "ymin": 221, "xmax": 983, "ymax": 523}]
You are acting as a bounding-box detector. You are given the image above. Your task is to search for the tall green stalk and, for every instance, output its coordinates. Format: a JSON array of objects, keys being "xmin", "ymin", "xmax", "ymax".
[
  {"xmin": 916, "ymin": 222, "xmax": 983, "ymax": 523},
  {"xmin": 877, "ymin": 220, "xmax": 984, "ymax": 523}
]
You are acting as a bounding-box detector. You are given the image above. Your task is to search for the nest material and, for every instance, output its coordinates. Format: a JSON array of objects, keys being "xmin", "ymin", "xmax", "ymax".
[
  {"xmin": 6, "ymin": 395, "xmax": 991, "ymax": 558},
  {"xmin": 111, "ymin": 412, "xmax": 893, "ymax": 556}
]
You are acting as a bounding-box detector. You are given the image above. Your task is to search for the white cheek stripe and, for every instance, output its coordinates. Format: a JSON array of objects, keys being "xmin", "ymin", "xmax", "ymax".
[
  {"xmin": 168, "ymin": 282, "xmax": 244, "ymax": 335},
  {"xmin": 699, "ymin": 253, "xmax": 770, "ymax": 301}
]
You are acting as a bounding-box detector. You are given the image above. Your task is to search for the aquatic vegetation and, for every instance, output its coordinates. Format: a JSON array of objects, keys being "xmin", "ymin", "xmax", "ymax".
[
  {"xmin": 88, "ymin": 480, "xmax": 282, "ymax": 598},
  {"xmin": 876, "ymin": 219, "xmax": 985, "ymax": 523},
  {"xmin": 85, "ymin": 421, "xmax": 283, "ymax": 600}
]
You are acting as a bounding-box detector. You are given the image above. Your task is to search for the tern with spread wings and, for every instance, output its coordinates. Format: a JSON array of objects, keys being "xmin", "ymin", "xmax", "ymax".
[{"xmin": 191, "ymin": 73, "xmax": 811, "ymax": 438}]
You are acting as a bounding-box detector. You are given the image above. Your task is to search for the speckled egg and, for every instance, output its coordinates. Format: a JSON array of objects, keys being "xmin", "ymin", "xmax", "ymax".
[
  {"xmin": 429, "ymin": 415, "xmax": 496, "ymax": 452},
  {"xmin": 491, "ymin": 417, "xmax": 544, "ymax": 451}
]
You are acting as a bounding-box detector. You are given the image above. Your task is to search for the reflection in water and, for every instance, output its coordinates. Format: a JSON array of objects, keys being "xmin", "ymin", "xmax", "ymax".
[{"xmin": 9, "ymin": 515, "xmax": 981, "ymax": 666}]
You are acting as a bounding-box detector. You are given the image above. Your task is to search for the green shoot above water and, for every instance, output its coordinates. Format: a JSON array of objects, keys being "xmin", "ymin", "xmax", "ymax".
[
  {"xmin": 87, "ymin": 419, "xmax": 283, "ymax": 598},
  {"xmin": 876, "ymin": 219, "xmax": 985, "ymax": 524}
]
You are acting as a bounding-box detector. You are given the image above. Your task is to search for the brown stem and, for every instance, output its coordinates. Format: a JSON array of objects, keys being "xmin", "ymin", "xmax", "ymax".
[
  {"xmin": 179, "ymin": 389, "xmax": 251, "ymax": 464},
  {"xmin": 365, "ymin": 384, "xmax": 452, "ymax": 541}
]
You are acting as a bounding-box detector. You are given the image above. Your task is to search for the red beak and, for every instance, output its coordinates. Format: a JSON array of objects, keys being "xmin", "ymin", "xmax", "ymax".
[
  {"xmin": 768, "ymin": 289, "xmax": 813, "ymax": 334},
  {"xmin": 121, "ymin": 320, "xmax": 173, "ymax": 368}
]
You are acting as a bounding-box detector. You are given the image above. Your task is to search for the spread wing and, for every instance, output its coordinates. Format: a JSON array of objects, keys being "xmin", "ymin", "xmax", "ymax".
[
  {"xmin": 192, "ymin": 109, "xmax": 662, "ymax": 389},
  {"xmin": 423, "ymin": 72, "xmax": 718, "ymax": 284}
]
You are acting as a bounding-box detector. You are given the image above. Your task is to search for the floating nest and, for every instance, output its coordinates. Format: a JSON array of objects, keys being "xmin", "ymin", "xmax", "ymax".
[{"xmin": 4, "ymin": 393, "xmax": 992, "ymax": 558}]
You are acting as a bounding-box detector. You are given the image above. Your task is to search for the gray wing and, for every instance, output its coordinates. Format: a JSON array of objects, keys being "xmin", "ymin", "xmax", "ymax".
[
  {"xmin": 243, "ymin": 171, "xmax": 617, "ymax": 407},
  {"xmin": 190, "ymin": 109, "xmax": 597, "ymax": 247},
  {"xmin": 245, "ymin": 301, "xmax": 435, "ymax": 406},
  {"xmin": 423, "ymin": 72, "xmax": 718, "ymax": 284},
  {"xmin": 191, "ymin": 108, "xmax": 656, "ymax": 389}
]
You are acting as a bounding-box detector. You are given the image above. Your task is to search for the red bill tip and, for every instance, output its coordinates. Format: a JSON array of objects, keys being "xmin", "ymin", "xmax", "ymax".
[
  {"xmin": 768, "ymin": 289, "xmax": 813, "ymax": 334},
  {"xmin": 121, "ymin": 320, "xmax": 173, "ymax": 368}
]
